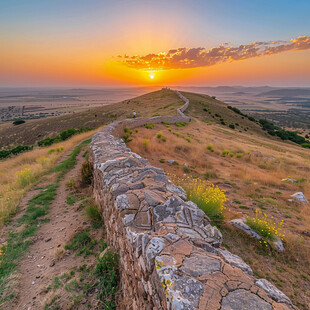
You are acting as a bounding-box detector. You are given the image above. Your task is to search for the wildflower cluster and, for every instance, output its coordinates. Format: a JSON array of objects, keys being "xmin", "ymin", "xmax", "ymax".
[
  {"xmin": 36, "ymin": 156, "xmax": 47, "ymax": 166},
  {"xmin": 16, "ymin": 168, "xmax": 35, "ymax": 187},
  {"xmin": 246, "ymin": 209, "xmax": 284, "ymax": 243},
  {"xmin": 171, "ymin": 175, "xmax": 228, "ymax": 219}
]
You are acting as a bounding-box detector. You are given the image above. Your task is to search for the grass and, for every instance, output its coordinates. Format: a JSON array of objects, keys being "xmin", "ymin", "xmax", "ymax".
[
  {"xmin": 65, "ymin": 230, "xmax": 97, "ymax": 258},
  {"xmin": 0, "ymin": 140, "xmax": 88, "ymax": 305},
  {"xmin": 0, "ymin": 183, "xmax": 58, "ymax": 304},
  {"xmin": 0, "ymin": 131, "xmax": 96, "ymax": 225}
]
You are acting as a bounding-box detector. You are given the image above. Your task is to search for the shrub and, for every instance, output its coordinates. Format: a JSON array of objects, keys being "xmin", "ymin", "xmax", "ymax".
[
  {"xmin": 86, "ymin": 204, "xmax": 102, "ymax": 224},
  {"xmin": 156, "ymin": 132, "xmax": 162, "ymax": 139},
  {"xmin": 145, "ymin": 123, "xmax": 155, "ymax": 129},
  {"xmin": 184, "ymin": 137, "xmax": 191, "ymax": 143},
  {"xmin": 229, "ymin": 152, "xmax": 234, "ymax": 157},
  {"xmin": 222, "ymin": 150, "xmax": 229, "ymax": 156},
  {"xmin": 123, "ymin": 127, "xmax": 132, "ymax": 134},
  {"xmin": 236, "ymin": 154, "xmax": 243, "ymax": 158},
  {"xmin": 247, "ymin": 116, "xmax": 256, "ymax": 122},
  {"xmin": 173, "ymin": 132, "xmax": 180, "ymax": 137},
  {"xmin": 0, "ymin": 145, "xmax": 33, "ymax": 159},
  {"xmin": 175, "ymin": 122, "xmax": 189, "ymax": 127},
  {"xmin": 81, "ymin": 161, "xmax": 93, "ymax": 184},
  {"xmin": 229, "ymin": 124, "xmax": 235, "ymax": 129},
  {"xmin": 207, "ymin": 145, "xmax": 214, "ymax": 152},
  {"xmin": 13, "ymin": 119, "xmax": 25, "ymax": 125},
  {"xmin": 143, "ymin": 139, "xmax": 150, "ymax": 149},
  {"xmin": 245, "ymin": 209, "xmax": 284, "ymax": 243},
  {"xmin": 159, "ymin": 159, "xmax": 165, "ymax": 163},
  {"xmin": 121, "ymin": 134, "xmax": 132, "ymax": 143},
  {"xmin": 161, "ymin": 137, "xmax": 166, "ymax": 142},
  {"xmin": 301, "ymin": 143, "xmax": 310, "ymax": 148}
]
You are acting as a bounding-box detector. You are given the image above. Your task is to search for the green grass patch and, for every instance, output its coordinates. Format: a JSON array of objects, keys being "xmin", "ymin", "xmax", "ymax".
[
  {"xmin": 0, "ymin": 183, "xmax": 58, "ymax": 304},
  {"xmin": 52, "ymin": 138, "xmax": 91, "ymax": 176}
]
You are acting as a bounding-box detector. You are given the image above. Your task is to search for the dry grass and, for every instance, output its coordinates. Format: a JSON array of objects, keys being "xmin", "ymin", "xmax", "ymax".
[
  {"xmin": 0, "ymin": 129, "xmax": 99, "ymax": 225},
  {"xmin": 127, "ymin": 119, "xmax": 310, "ymax": 309}
]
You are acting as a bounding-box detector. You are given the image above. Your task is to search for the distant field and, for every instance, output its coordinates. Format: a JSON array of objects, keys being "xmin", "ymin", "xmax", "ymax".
[
  {"xmin": 0, "ymin": 87, "xmax": 161, "ymax": 123},
  {"xmin": 0, "ymin": 88, "xmax": 182, "ymax": 149},
  {"xmin": 178, "ymin": 86, "xmax": 310, "ymax": 130}
]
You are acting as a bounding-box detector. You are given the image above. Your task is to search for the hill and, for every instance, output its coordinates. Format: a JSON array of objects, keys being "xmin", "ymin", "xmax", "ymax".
[
  {"xmin": 0, "ymin": 89, "xmax": 183, "ymax": 149},
  {"xmin": 258, "ymin": 88, "xmax": 310, "ymax": 97},
  {"xmin": 122, "ymin": 90, "xmax": 310, "ymax": 309}
]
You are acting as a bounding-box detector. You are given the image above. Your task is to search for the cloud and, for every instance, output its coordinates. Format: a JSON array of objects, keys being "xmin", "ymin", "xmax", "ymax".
[{"xmin": 117, "ymin": 36, "xmax": 310, "ymax": 70}]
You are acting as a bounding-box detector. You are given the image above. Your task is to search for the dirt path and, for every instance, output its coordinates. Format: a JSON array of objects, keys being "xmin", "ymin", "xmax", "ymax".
[{"xmin": 5, "ymin": 149, "xmax": 95, "ymax": 310}]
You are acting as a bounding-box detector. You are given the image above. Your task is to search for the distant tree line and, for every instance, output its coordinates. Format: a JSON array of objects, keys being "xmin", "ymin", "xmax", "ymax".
[
  {"xmin": 38, "ymin": 127, "xmax": 94, "ymax": 147},
  {"xmin": 227, "ymin": 105, "xmax": 310, "ymax": 148},
  {"xmin": 0, "ymin": 145, "xmax": 33, "ymax": 160},
  {"xmin": 259, "ymin": 119, "xmax": 310, "ymax": 148}
]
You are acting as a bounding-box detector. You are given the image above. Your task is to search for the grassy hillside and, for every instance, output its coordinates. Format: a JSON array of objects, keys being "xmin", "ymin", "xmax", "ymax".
[
  {"xmin": 0, "ymin": 88, "xmax": 183, "ymax": 149},
  {"xmin": 125, "ymin": 92, "xmax": 310, "ymax": 309}
]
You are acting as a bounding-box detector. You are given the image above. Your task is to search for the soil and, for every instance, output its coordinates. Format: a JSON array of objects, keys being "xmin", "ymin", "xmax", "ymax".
[{"xmin": 1, "ymin": 148, "xmax": 102, "ymax": 310}]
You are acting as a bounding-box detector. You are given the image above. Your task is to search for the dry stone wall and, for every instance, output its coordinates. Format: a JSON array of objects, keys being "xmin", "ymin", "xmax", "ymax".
[{"xmin": 90, "ymin": 90, "xmax": 294, "ymax": 310}]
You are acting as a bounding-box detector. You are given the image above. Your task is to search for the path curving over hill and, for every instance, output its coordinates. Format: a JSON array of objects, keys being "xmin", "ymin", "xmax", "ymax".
[{"xmin": 90, "ymin": 90, "xmax": 295, "ymax": 309}]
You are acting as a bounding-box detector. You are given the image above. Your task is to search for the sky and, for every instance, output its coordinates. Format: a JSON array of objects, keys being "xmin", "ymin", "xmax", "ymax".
[{"xmin": 1, "ymin": 0, "xmax": 310, "ymax": 87}]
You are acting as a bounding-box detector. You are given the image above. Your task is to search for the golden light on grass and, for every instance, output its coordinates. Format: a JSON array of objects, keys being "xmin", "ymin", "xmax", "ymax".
[{"xmin": 0, "ymin": 128, "xmax": 100, "ymax": 226}]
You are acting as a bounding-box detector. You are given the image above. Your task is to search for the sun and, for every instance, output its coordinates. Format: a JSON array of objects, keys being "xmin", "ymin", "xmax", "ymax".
[{"xmin": 149, "ymin": 72, "xmax": 155, "ymax": 79}]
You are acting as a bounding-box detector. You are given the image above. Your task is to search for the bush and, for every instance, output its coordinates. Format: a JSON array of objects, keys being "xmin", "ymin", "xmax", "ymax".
[
  {"xmin": 207, "ymin": 145, "xmax": 214, "ymax": 152},
  {"xmin": 145, "ymin": 123, "xmax": 155, "ymax": 129},
  {"xmin": 222, "ymin": 150, "xmax": 229, "ymax": 156},
  {"xmin": 229, "ymin": 124, "xmax": 235, "ymax": 129},
  {"xmin": 0, "ymin": 145, "xmax": 33, "ymax": 159},
  {"xmin": 156, "ymin": 132, "xmax": 162, "ymax": 139},
  {"xmin": 38, "ymin": 127, "xmax": 94, "ymax": 147},
  {"xmin": 175, "ymin": 122, "xmax": 189, "ymax": 127},
  {"xmin": 236, "ymin": 154, "xmax": 243, "ymax": 158},
  {"xmin": 143, "ymin": 139, "xmax": 150, "ymax": 149},
  {"xmin": 301, "ymin": 143, "xmax": 310, "ymax": 148},
  {"xmin": 13, "ymin": 119, "xmax": 25, "ymax": 125},
  {"xmin": 81, "ymin": 161, "xmax": 93, "ymax": 184},
  {"xmin": 159, "ymin": 159, "xmax": 165, "ymax": 163},
  {"xmin": 121, "ymin": 134, "xmax": 132, "ymax": 143},
  {"xmin": 184, "ymin": 137, "xmax": 191, "ymax": 143}
]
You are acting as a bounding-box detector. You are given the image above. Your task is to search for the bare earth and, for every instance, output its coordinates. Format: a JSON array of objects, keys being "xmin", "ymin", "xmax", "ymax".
[{"xmin": 2, "ymin": 149, "xmax": 99, "ymax": 310}]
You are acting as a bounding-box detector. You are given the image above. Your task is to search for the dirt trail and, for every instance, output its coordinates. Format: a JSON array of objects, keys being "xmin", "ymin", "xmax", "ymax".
[{"xmin": 6, "ymin": 149, "xmax": 94, "ymax": 310}]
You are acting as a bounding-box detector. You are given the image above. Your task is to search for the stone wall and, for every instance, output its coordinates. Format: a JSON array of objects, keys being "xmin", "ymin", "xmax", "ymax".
[{"xmin": 89, "ymin": 90, "xmax": 294, "ymax": 310}]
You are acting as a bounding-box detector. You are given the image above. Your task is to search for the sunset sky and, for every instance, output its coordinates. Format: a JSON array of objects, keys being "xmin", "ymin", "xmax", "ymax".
[{"xmin": 1, "ymin": 0, "xmax": 310, "ymax": 87}]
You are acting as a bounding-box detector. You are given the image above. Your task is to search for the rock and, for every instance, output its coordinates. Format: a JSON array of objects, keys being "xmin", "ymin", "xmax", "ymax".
[
  {"xmin": 290, "ymin": 192, "xmax": 308, "ymax": 204},
  {"xmin": 45, "ymin": 237, "xmax": 52, "ymax": 242},
  {"xmin": 281, "ymin": 178, "xmax": 296, "ymax": 183},
  {"xmin": 230, "ymin": 218, "xmax": 261, "ymax": 240},
  {"xmin": 32, "ymin": 281, "xmax": 35, "ymax": 285},
  {"xmin": 180, "ymin": 253, "xmax": 221, "ymax": 277},
  {"xmin": 219, "ymin": 249, "xmax": 253, "ymax": 275},
  {"xmin": 250, "ymin": 150, "xmax": 263, "ymax": 158},
  {"xmin": 273, "ymin": 237, "xmax": 284, "ymax": 252},
  {"xmin": 255, "ymin": 279, "xmax": 291, "ymax": 304},
  {"xmin": 221, "ymin": 289, "xmax": 273, "ymax": 310},
  {"xmin": 167, "ymin": 160, "xmax": 175, "ymax": 164},
  {"xmin": 49, "ymin": 260, "xmax": 55, "ymax": 267}
]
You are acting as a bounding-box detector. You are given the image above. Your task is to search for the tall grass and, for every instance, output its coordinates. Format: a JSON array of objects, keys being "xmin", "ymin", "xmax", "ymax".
[{"xmin": 0, "ymin": 129, "xmax": 98, "ymax": 225}]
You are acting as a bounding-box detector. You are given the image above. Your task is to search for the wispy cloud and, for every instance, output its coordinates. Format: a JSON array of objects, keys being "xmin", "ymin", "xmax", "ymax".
[{"xmin": 117, "ymin": 36, "xmax": 310, "ymax": 70}]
